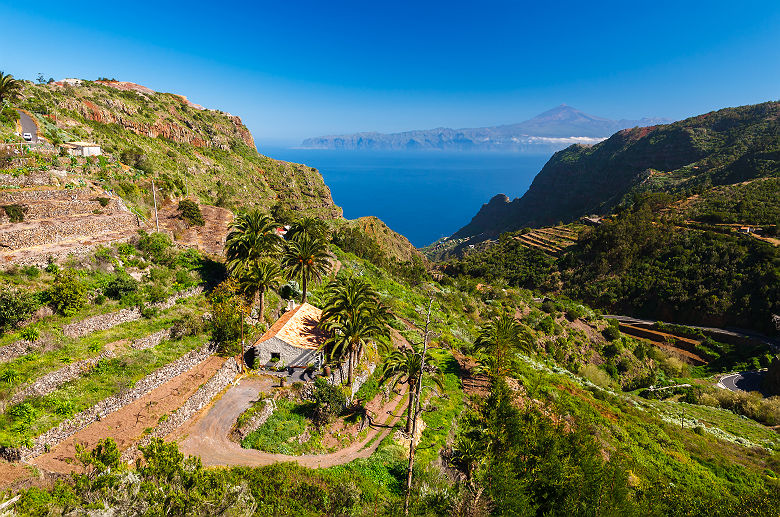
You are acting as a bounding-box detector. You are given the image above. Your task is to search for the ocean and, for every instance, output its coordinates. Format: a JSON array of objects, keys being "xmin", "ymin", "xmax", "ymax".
[{"xmin": 261, "ymin": 148, "xmax": 551, "ymax": 247}]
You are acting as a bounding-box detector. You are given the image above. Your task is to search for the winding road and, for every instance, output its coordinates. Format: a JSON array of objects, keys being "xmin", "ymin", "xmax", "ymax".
[
  {"xmin": 175, "ymin": 377, "xmax": 408, "ymax": 468},
  {"xmin": 717, "ymin": 370, "xmax": 768, "ymax": 395},
  {"xmin": 16, "ymin": 110, "xmax": 38, "ymax": 143}
]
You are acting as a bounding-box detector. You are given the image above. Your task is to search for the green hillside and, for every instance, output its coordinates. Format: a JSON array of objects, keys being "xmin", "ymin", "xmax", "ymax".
[{"xmin": 450, "ymin": 101, "xmax": 780, "ymax": 243}]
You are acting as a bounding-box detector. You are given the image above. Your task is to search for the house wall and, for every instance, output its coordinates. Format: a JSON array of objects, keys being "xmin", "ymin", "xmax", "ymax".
[{"xmin": 253, "ymin": 337, "xmax": 321, "ymax": 368}]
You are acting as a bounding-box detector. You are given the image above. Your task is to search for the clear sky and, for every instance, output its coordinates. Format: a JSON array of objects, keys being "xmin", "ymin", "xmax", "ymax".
[{"xmin": 1, "ymin": 0, "xmax": 779, "ymax": 146}]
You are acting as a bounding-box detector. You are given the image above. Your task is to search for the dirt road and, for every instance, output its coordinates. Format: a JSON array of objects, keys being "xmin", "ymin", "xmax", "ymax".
[{"xmin": 176, "ymin": 377, "xmax": 407, "ymax": 468}]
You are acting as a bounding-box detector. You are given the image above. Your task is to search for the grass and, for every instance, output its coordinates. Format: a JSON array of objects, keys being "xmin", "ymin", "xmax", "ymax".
[
  {"xmin": 0, "ymin": 331, "xmax": 205, "ymax": 447},
  {"xmin": 241, "ymin": 398, "xmax": 325, "ymax": 455}
]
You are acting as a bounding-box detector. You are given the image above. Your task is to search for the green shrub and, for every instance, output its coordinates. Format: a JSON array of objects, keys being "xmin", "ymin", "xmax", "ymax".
[
  {"xmin": 602, "ymin": 326, "xmax": 620, "ymax": 341},
  {"xmin": 104, "ymin": 273, "xmax": 138, "ymax": 300},
  {"xmin": 178, "ymin": 199, "xmax": 205, "ymax": 226},
  {"xmin": 21, "ymin": 265, "xmax": 40, "ymax": 278},
  {"xmin": 20, "ymin": 326, "xmax": 40, "ymax": 342},
  {"xmin": 95, "ymin": 197, "xmax": 110, "ymax": 207},
  {"xmin": 136, "ymin": 231, "xmax": 173, "ymax": 264},
  {"xmin": 0, "ymin": 285, "xmax": 39, "ymax": 331},
  {"xmin": 50, "ymin": 269, "xmax": 87, "ymax": 316},
  {"xmin": 312, "ymin": 377, "xmax": 346, "ymax": 426},
  {"xmin": 2, "ymin": 204, "xmax": 27, "ymax": 223}
]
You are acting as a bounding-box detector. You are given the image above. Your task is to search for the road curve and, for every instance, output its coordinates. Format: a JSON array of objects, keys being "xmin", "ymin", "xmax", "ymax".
[
  {"xmin": 16, "ymin": 110, "xmax": 38, "ymax": 142},
  {"xmin": 176, "ymin": 377, "xmax": 407, "ymax": 468},
  {"xmin": 717, "ymin": 370, "xmax": 767, "ymax": 394}
]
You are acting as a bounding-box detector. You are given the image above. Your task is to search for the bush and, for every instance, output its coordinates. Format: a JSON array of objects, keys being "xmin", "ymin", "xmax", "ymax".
[
  {"xmin": 0, "ymin": 285, "xmax": 39, "ymax": 331},
  {"xmin": 2, "ymin": 204, "xmax": 27, "ymax": 223},
  {"xmin": 104, "ymin": 273, "xmax": 138, "ymax": 300},
  {"xmin": 136, "ymin": 231, "xmax": 173, "ymax": 264},
  {"xmin": 20, "ymin": 326, "xmax": 40, "ymax": 342},
  {"xmin": 178, "ymin": 200, "xmax": 205, "ymax": 226},
  {"xmin": 170, "ymin": 312, "xmax": 204, "ymax": 340},
  {"xmin": 312, "ymin": 377, "xmax": 346, "ymax": 427},
  {"xmin": 50, "ymin": 269, "xmax": 87, "ymax": 316},
  {"xmin": 95, "ymin": 197, "xmax": 110, "ymax": 207},
  {"xmin": 602, "ymin": 326, "xmax": 620, "ymax": 341}
]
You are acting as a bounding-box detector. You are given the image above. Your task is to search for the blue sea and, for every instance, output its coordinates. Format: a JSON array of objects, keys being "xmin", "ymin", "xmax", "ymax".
[{"xmin": 261, "ymin": 148, "xmax": 551, "ymax": 247}]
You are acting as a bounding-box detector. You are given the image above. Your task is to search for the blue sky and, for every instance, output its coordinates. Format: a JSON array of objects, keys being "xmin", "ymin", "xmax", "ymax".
[{"xmin": 1, "ymin": 0, "xmax": 779, "ymax": 145}]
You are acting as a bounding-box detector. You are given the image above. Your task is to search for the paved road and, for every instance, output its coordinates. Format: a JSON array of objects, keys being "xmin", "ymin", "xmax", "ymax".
[
  {"xmin": 176, "ymin": 376, "xmax": 407, "ymax": 468},
  {"xmin": 717, "ymin": 371, "xmax": 768, "ymax": 395},
  {"xmin": 604, "ymin": 314, "xmax": 779, "ymax": 352},
  {"xmin": 16, "ymin": 110, "xmax": 38, "ymax": 143}
]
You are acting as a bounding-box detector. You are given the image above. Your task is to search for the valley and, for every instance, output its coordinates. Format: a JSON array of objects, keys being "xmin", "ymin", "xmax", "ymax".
[{"xmin": 0, "ymin": 74, "xmax": 777, "ymax": 517}]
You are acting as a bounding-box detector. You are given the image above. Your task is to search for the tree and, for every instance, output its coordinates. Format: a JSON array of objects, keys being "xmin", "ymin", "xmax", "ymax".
[
  {"xmin": 320, "ymin": 276, "xmax": 390, "ymax": 386},
  {"xmin": 0, "ymin": 72, "xmax": 22, "ymax": 104},
  {"xmin": 238, "ymin": 259, "xmax": 282, "ymax": 324},
  {"xmin": 224, "ymin": 210, "xmax": 280, "ymax": 277},
  {"xmin": 287, "ymin": 217, "xmax": 329, "ymax": 242},
  {"xmin": 207, "ymin": 279, "xmax": 244, "ymax": 356},
  {"xmin": 281, "ymin": 235, "xmax": 331, "ymax": 304},
  {"xmin": 379, "ymin": 343, "xmax": 443, "ymax": 433},
  {"xmin": 50, "ymin": 269, "xmax": 86, "ymax": 316},
  {"xmin": 474, "ymin": 313, "xmax": 534, "ymax": 379},
  {"xmin": 0, "ymin": 285, "xmax": 39, "ymax": 331}
]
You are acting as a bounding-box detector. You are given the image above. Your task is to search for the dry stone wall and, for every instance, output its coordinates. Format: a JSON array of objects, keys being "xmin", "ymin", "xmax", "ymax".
[
  {"xmin": 0, "ymin": 188, "xmax": 93, "ymax": 204},
  {"xmin": 7, "ymin": 350, "xmax": 115, "ymax": 407},
  {"xmin": 0, "ymin": 171, "xmax": 63, "ymax": 188},
  {"xmin": 0, "ymin": 339, "xmax": 35, "ymax": 363},
  {"xmin": 121, "ymin": 357, "xmax": 240, "ymax": 462},
  {"xmin": 231, "ymin": 398, "xmax": 276, "ymax": 442},
  {"xmin": 14, "ymin": 344, "xmax": 215, "ymax": 460},
  {"xmin": 0, "ymin": 212, "xmax": 139, "ymax": 249},
  {"xmin": 63, "ymin": 286, "xmax": 203, "ymax": 338},
  {"xmin": 0, "ymin": 199, "xmax": 118, "ymax": 223},
  {"xmin": 328, "ymin": 361, "xmax": 377, "ymax": 402},
  {"xmin": 131, "ymin": 328, "xmax": 173, "ymax": 351}
]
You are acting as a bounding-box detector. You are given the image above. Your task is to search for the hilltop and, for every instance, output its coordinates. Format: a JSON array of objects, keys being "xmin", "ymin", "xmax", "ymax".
[
  {"xmin": 447, "ymin": 101, "xmax": 780, "ymax": 245},
  {"xmin": 301, "ymin": 105, "xmax": 668, "ymax": 152}
]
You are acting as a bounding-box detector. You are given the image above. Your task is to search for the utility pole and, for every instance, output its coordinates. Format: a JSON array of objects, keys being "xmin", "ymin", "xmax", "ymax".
[
  {"xmin": 152, "ymin": 178, "xmax": 160, "ymax": 233},
  {"xmin": 404, "ymin": 298, "xmax": 433, "ymax": 516}
]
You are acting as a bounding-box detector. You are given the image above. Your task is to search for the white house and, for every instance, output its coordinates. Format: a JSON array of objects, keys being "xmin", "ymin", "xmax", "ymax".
[
  {"xmin": 62, "ymin": 141, "xmax": 101, "ymax": 157},
  {"xmin": 252, "ymin": 302, "xmax": 325, "ymax": 369}
]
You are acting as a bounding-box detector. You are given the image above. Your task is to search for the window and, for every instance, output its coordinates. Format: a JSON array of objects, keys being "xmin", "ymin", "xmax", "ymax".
[{"xmin": 270, "ymin": 352, "xmax": 281, "ymax": 363}]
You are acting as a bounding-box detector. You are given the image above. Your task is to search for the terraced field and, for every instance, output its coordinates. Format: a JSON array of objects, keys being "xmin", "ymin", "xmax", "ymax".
[{"xmin": 512, "ymin": 224, "xmax": 582, "ymax": 255}]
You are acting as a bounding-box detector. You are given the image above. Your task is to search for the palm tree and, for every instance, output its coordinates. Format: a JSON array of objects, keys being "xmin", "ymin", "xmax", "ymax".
[
  {"xmin": 0, "ymin": 72, "xmax": 22, "ymax": 104},
  {"xmin": 474, "ymin": 313, "xmax": 534, "ymax": 379},
  {"xmin": 379, "ymin": 344, "xmax": 444, "ymax": 433},
  {"xmin": 224, "ymin": 210, "xmax": 280, "ymax": 276},
  {"xmin": 238, "ymin": 260, "xmax": 282, "ymax": 324},
  {"xmin": 281, "ymin": 235, "xmax": 331, "ymax": 304},
  {"xmin": 320, "ymin": 276, "xmax": 390, "ymax": 386},
  {"xmin": 287, "ymin": 217, "xmax": 328, "ymax": 242}
]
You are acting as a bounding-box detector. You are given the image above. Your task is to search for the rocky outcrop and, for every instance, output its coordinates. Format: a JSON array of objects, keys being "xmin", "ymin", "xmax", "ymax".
[
  {"xmin": 16, "ymin": 344, "xmax": 215, "ymax": 460},
  {"xmin": 122, "ymin": 357, "xmax": 240, "ymax": 462},
  {"xmin": 63, "ymin": 286, "xmax": 203, "ymax": 338},
  {"xmin": 59, "ymin": 97, "xmax": 254, "ymax": 151}
]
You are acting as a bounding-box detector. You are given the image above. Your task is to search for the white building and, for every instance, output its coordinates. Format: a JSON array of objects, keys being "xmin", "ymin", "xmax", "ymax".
[
  {"xmin": 252, "ymin": 302, "xmax": 325, "ymax": 369},
  {"xmin": 62, "ymin": 141, "xmax": 101, "ymax": 157}
]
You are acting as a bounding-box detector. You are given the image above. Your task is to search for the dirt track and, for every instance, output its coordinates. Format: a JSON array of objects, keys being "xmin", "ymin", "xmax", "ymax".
[{"xmin": 176, "ymin": 377, "xmax": 407, "ymax": 468}]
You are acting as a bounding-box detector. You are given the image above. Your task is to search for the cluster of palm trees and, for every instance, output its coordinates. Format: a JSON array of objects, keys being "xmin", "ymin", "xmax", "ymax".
[
  {"xmin": 320, "ymin": 276, "xmax": 390, "ymax": 386},
  {"xmin": 224, "ymin": 210, "xmax": 331, "ymax": 323}
]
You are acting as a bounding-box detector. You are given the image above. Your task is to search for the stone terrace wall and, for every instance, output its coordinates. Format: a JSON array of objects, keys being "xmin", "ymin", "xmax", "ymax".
[
  {"xmin": 63, "ymin": 286, "xmax": 203, "ymax": 338},
  {"xmin": 328, "ymin": 361, "xmax": 377, "ymax": 402},
  {"xmin": 7, "ymin": 350, "xmax": 115, "ymax": 407},
  {"xmin": 0, "ymin": 199, "xmax": 118, "ymax": 224},
  {"xmin": 0, "ymin": 171, "xmax": 63, "ymax": 188},
  {"xmin": 131, "ymin": 328, "xmax": 173, "ymax": 351},
  {"xmin": 121, "ymin": 357, "xmax": 240, "ymax": 462},
  {"xmin": 230, "ymin": 398, "xmax": 276, "ymax": 442},
  {"xmin": 0, "ymin": 188, "xmax": 93, "ymax": 204},
  {"xmin": 0, "ymin": 212, "xmax": 139, "ymax": 249},
  {"xmin": 14, "ymin": 344, "xmax": 214, "ymax": 460},
  {"xmin": 0, "ymin": 339, "xmax": 35, "ymax": 363}
]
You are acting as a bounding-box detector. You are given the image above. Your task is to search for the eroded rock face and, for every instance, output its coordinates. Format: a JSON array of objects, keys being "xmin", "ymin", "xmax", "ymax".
[{"xmin": 59, "ymin": 97, "xmax": 254, "ymax": 151}]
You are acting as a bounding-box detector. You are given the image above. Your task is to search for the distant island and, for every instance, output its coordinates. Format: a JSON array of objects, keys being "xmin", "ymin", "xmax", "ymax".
[{"xmin": 301, "ymin": 105, "xmax": 670, "ymax": 152}]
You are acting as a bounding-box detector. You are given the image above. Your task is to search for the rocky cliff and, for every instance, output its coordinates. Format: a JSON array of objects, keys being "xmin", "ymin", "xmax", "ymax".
[{"xmin": 452, "ymin": 101, "xmax": 780, "ymax": 242}]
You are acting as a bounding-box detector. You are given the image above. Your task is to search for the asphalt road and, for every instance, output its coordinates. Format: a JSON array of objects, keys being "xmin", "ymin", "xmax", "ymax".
[
  {"xmin": 16, "ymin": 109, "xmax": 38, "ymax": 142},
  {"xmin": 718, "ymin": 370, "xmax": 768, "ymax": 395}
]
